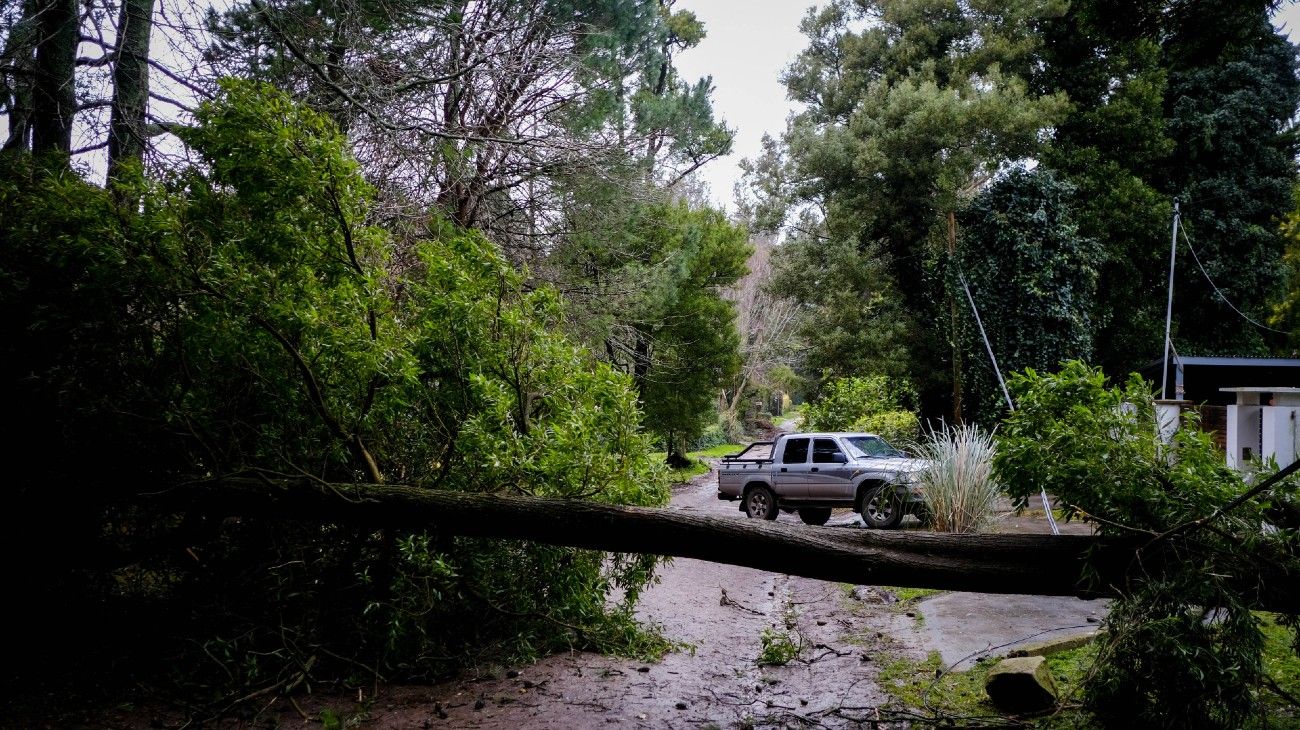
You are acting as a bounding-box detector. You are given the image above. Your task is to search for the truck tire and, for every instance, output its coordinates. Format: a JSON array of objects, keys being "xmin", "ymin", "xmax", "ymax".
[
  {"xmin": 744, "ymin": 485, "xmax": 779, "ymax": 520},
  {"xmin": 860, "ymin": 484, "xmax": 903, "ymax": 529},
  {"xmin": 798, "ymin": 507, "xmax": 832, "ymax": 526}
]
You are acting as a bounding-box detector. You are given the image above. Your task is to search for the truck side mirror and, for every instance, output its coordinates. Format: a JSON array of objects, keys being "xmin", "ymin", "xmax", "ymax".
[{"xmin": 832, "ymin": 453, "xmax": 848, "ymax": 463}]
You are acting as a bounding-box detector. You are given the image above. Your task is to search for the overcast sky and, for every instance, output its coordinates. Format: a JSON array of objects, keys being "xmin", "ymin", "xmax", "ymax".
[{"xmin": 677, "ymin": 0, "xmax": 1300, "ymax": 214}]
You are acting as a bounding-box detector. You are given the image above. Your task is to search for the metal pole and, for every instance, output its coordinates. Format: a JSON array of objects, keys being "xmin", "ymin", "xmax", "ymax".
[
  {"xmin": 1161, "ymin": 199, "xmax": 1181, "ymax": 400},
  {"xmin": 958, "ymin": 272, "xmax": 1013, "ymax": 412}
]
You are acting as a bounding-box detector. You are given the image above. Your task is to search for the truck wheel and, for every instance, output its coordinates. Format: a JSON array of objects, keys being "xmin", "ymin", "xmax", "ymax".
[
  {"xmin": 798, "ymin": 507, "xmax": 832, "ymax": 526},
  {"xmin": 744, "ymin": 486, "xmax": 778, "ymax": 520},
  {"xmin": 860, "ymin": 485, "xmax": 903, "ymax": 529}
]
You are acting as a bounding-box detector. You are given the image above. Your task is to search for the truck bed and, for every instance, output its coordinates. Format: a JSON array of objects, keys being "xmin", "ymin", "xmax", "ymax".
[{"xmin": 721, "ymin": 441, "xmax": 774, "ymax": 462}]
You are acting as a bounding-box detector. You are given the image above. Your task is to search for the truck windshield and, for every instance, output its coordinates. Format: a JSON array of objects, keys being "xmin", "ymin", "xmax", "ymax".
[{"xmin": 843, "ymin": 436, "xmax": 906, "ymax": 459}]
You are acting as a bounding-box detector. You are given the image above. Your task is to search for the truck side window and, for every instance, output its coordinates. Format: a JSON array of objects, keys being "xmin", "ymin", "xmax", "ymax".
[
  {"xmin": 812, "ymin": 438, "xmax": 844, "ymax": 463},
  {"xmin": 781, "ymin": 438, "xmax": 810, "ymax": 464}
]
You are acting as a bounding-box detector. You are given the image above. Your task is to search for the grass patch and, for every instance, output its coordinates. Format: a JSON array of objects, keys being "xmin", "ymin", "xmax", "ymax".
[
  {"xmin": 889, "ymin": 586, "xmax": 943, "ymax": 604},
  {"xmin": 877, "ymin": 650, "xmax": 994, "ymax": 718},
  {"xmin": 653, "ymin": 443, "xmax": 744, "ymax": 484},
  {"xmin": 863, "ymin": 613, "xmax": 1297, "ymax": 726},
  {"xmin": 688, "ymin": 443, "xmax": 746, "ymax": 459},
  {"xmin": 665, "ymin": 458, "xmax": 710, "ymax": 483},
  {"xmin": 875, "ymin": 644, "xmax": 1099, "ymax": 725},
  {"xmin": 772, "ymin": 404, "xmax": 802, "ymax": 429}
]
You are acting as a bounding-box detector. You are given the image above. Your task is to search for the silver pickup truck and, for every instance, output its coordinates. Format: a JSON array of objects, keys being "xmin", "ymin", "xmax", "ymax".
[{"xmin": 717, "ymin": 432, "xmax": 928, "ymax": 528}]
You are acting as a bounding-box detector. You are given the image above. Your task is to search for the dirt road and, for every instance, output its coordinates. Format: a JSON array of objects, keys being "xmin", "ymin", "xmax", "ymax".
[{"xmin": 379, "ymin": 467, "xmax": 915, "ymax": 728}]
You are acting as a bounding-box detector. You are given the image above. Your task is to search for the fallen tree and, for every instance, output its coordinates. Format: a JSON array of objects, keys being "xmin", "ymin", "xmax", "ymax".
[{"xmin": 152, "ymin": 475, "xmax": 1300, "ymax": 613}]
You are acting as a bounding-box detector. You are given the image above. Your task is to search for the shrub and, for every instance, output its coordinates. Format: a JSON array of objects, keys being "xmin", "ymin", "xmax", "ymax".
[
  {"xmin": 913, "ymin": 424, "xmax": 1001, "ymax": 533},
  {"xmin": 802, "ymin": 375, "xmax": 920, "ymax": 443},
  {"xmin": 688, "ymin": 423, "xmax": 729, "ymax": 451}
]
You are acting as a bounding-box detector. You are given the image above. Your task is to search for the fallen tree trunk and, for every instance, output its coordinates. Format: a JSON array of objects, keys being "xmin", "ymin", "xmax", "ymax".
[{"xmin": 154, "ymin": 477, "xmax": 1298, "ymax": 612}]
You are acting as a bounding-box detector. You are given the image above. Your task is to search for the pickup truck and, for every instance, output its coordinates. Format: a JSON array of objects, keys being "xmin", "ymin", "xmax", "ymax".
[{"xmin": 717, "ymin": 432, "xmax": 928, "ymax": 528}]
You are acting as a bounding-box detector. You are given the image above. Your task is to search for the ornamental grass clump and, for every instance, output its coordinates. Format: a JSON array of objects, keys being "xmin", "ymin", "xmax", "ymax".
[{"xmin": 914, "ymin": 425, "xmax": 1001, "ymax": 533}]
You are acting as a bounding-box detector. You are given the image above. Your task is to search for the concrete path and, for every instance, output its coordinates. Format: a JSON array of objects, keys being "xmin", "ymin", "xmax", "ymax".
[{"xmin": 915, "ymin": 592, "xmax": 1108, "ymax": 670}]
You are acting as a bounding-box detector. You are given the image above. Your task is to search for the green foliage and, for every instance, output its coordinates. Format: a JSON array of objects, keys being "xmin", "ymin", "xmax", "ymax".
[
  {"xmin": 913, "ymin": 425, "xmax": 1001, "ymax": 534},
  {"xmin": 1, "ymin": 80, "xmax": 671, "ymax": 696},
  {"xmin": 1159, "ymin": 7, "xmax": 1298, "ymax": 358},
  {"xmin": 551, "ymin": 190, "xmax": 750, "ymax": 465},
  {"xmin": 766, "ymin": 0, "xmax": 1069, "ymax": 416},
  {"xmin": 957, "ymin": 168, "xmax": 1101, "ymax": 423},
  {"xmin": 769, "ymin": 234, "xmax": 915, "ymax": 386},
  {"xmin": 996, "ymin": 361, "xmax": 1300, "ymax": 727},
  {"xmin": 1036, "ymin": 1, "xmax": 1299, "ymax": 370},
  {"xmin": 757, "ymin": 628, "xmax": 799, "ymax": 666},
  {"xmin": 1271, "ymin": 182, "xmax": 1300, "ymax": 338},
  {"xmin": 801, "ymin": 376, "xmax": 920, "ymax": 444},
  {"xmin": 687, "ymin": 423, "xmax": 729, "ymax": 451},
  {"xmin": 762, "ymin": 0, "xmax": 1300, "ymax": 420}
]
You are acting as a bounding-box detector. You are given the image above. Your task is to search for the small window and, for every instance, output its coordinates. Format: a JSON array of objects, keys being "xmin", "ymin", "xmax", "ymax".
[
  {"xmin": 782, "ymin": 438, "xmax": 810, "ymax": 464},
  {"xmin": 812, "ymin": 438, "xmax": 844, "ymax": 463}
]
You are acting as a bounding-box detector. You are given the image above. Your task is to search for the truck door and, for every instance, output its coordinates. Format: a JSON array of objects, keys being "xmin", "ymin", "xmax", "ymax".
[
  {"xmin": 773, "ymin": 437, "xmax": 811, "ymax": 498},
  {"xmin": 807, "ymin": 437, "xmax": 853, "ymax": 499}
]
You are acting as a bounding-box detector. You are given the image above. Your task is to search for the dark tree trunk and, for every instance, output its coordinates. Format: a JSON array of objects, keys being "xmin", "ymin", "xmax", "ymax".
[
  {"xmin": 665, "ymin": 432, "xmax": 692, "ymax": 469},
  {"xmin": 31, "ymin": 0, "xmax": 77, "ymax": 156},
  {"xmin": 107, "ymin": 0, "xmax": 155, "ymax": 176},
  {"xmin": 1, "ymin": 0, "xmax": 40, "ymax": 151},
  {"xmin": 152, "ymin": 476, "xmax": 1300, "ymax": 612}
]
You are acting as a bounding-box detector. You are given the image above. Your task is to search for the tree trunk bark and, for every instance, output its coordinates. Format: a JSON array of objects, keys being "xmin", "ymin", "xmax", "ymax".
[
  {"xmin": 150, "ymin": 476, "xmax": 1300, "ymax": 612},
  {"xmin": 665, "ymin": 433, "xmax": 691, "ymax": 468},
  {"xmin": 31, "ymin": 0, "xmax": 77, "ymax": 156},
  {"xmin": 108, "ymin": 0, "xmax": 155, "ymax": 176},
  {"xmin": 1, "ymin": 0, "xmax": 40, "ymax": 151}
]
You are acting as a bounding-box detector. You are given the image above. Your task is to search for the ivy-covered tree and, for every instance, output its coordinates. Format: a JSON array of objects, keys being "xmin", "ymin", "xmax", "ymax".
[{"xmin": 956, "ymin": 168, "xmax": 1101, "ymax": 422}]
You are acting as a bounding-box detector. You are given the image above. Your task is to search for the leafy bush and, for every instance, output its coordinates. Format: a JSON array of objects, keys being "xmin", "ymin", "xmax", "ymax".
[
  {"xmin": 689, "ymin": 422, "xmax": 730, "ymax": 451},
  {"xmin": 757, "ymin": 628, "xmax": 800, "ymax": 666},
  {"xmin": 913, "ymin": 425, "xmax": 1001, "ymax": 533},
  {"xmin": 802, "ymin": 375, "xmax": 920, "ymax": 443},
  {"xmin": 996, "ymin": 361, "xmax": 1300, "ymax": 728},
  {"xmin": 716, "ymin": 408, "xmax": 747, "ymax": 444}
]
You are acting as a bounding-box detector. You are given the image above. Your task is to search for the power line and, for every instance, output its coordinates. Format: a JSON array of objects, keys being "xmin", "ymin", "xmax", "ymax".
[{"xmin": 1179, "ymin": 225, "xmax": 1288, "ymax": 334}]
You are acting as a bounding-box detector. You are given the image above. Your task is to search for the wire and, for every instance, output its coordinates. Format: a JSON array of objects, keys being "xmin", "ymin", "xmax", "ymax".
[
  {"xmin": 1179, "ymin": 226, "xmax": 1288, "ymax": 334},
  {"xmin": 955, "ymin": 269, "xmax": 1059, "ymax": 536}
]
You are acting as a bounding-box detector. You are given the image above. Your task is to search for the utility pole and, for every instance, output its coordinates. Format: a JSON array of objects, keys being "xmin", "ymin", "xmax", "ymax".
[{"xmin": 1161, "ymin": 199, "xmax": 1181, "ymax": 400}]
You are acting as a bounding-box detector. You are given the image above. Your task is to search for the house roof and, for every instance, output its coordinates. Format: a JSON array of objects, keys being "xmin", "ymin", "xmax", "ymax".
[{"xmin": 1143, "ymin": 356, "xmax": 1300, "ymax": 369}]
